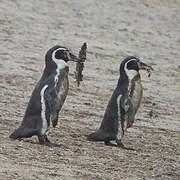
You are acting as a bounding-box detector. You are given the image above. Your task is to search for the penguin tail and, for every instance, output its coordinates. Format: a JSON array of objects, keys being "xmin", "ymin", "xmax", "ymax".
[
  {"xmin": 9, "ymin": 125, "xmax": 37, "ymax": 139},
  {"xmin": 87, "ymin": 130, "xmax": 106, "ymax": 141}
]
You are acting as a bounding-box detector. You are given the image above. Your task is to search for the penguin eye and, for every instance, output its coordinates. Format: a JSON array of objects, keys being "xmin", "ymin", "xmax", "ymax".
[
  {"xmin": 61, "ymin": 50, "xmax": 65, "ymax": 55},
  {"xmin": 63, "ymin": 50, "xmax": 69, "ymax": 57},
  {"xmin": 61, "ymin": 49, "xmax": 69, "ymax": 55}
]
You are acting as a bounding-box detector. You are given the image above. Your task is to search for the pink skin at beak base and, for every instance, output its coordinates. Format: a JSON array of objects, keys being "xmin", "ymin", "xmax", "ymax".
[{"xmin": 66, "ymin": 52, "xmax": 72, "ymax": 61}]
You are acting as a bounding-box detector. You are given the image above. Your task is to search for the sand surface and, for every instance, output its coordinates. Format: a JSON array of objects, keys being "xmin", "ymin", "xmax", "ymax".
[{"xmin": 0, "ymin": 0, "xmax": 180, "ymax": 179}]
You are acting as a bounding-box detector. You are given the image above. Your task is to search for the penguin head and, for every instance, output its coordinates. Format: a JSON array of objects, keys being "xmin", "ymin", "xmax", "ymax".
[
  {"xmin": 45, "ymin": 45, "xmax": 80, "ymax": 65},
  {"xmin": 120, "ymin": 56, "xmax": 153, "ymax": 78}
]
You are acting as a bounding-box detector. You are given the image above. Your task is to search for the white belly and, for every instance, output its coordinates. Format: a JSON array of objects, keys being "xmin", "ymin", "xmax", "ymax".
[
  {"xmin": 58, "ymin": 74, "xmax": 69, "ymax": 111},
  {"xmin": 131, "ymin": 79, "xmax": 143, "ymax": 115}
]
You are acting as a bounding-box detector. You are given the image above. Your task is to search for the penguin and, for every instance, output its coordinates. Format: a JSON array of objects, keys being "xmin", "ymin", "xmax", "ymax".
[
  {"xmin": 9, "ymin": 45, "xmax": 80, "ymax": 145},
  {"xmin": 87, "ymin": 56, "xmax": 153, "ymax": 149}
]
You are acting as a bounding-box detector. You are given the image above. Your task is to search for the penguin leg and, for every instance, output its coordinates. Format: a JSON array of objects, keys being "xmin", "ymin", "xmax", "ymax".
[
  {"xmin": 116, "ymin": 119, "xmax": 135, "ymax": 150},
  {"xmin": 116, "ymin": 122, "xmax": 127, "ymax": 148},
  {"xmin": 116, "ymin": 95, "xmax": 131, "ymax": 149},
  {"xmin": 116, "ymin": 117, "xmax": 128, "ymax": 149},
  {"xmin": 38, "ymin": 133, "xmax": 63, "ymax": 147},
  {"xmin": 38, "ymin": 130, "xmax": 52, "ymax": 145},
  {"xmin": 38, "ymin": 122, "xmax": 60, "ymax": 147},
  {"xmin": 38, "ymin": 128, "xmax": 63, "ymax": 147},
  {"xmin": 38, "ymin": 115, "xmax": 53, "ymax": 146}
]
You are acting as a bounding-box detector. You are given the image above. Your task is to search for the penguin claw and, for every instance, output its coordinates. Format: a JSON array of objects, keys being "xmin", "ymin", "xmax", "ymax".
[
  {"xmin": 38, "ymin": 134, "xmax": 65, "ymax": 147},
  {"xmin": 104, "ymin": 141, "xmax": 117, "ymax": 147}
]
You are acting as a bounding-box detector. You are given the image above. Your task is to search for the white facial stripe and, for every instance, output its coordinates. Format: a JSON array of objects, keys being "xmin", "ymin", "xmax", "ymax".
[
  {"xmin": 52, "ymin": 48, "xmax": 68, "ymax": 87},
  {"xmin": 52, "ymin": 47, "xmax": 67, "ymax": 62},
  {"xmin": 124, "ymin": 59, "xmax": 138, "ymax": 80},
  {"xmin": 40, "ymin": 85, "xmax": 48, "ymax": 135},
  {"xmin": 124, "ymin": 59, "xmax": 137, "ymax": 72}
]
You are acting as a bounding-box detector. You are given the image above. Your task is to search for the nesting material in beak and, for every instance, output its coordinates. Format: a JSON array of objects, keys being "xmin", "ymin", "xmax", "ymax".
[
  {"xmin": 75, "ymin": 42, "xmax": 87, "ymax": 87},
  {"xmin": 138, "ymin": 61, "xmax": 153, "ymax": 77}
]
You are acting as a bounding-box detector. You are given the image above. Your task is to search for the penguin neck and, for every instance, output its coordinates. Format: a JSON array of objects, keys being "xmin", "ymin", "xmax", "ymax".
[
  {"xmin": 125, "ymin": 69, "xmax": 139, "ymax": 81},
  {"xmin": 53, "ymin": 59, "xmax": 68, "ymax": 73},
  {"xmin": 53, "ymin": 60, "xmax": 68, "ymax": 87},
  {"xmin": 117, "ymin": 72, "xmax": 128, "ymax": 93},
  {"xmin": 44, "ymin": 59, "xmax": 68, "ymax": 76},
  {"xmin": 126, "ymin": 70, "xmax": 140, "ymax": 98},
  {"xmin": 118, "ymin": 69, "xmax": 140, "ymax": 96}
]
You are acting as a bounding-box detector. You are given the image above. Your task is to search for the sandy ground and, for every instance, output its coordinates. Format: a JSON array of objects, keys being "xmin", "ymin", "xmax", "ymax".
[{"xmin": 0, "ymin": 0, "xmax": 180, "ymax": 179}]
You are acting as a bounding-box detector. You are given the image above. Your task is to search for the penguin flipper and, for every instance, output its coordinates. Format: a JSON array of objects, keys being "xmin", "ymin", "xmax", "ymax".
[
  {"xmin": 44, "ymin": 88, "xmax": 59, "ymax": 128},
  {"xmin": 120, "ymin": 96, "xmax": 131, "ymax": 113},
  {"xmin": 9, "ymin": 125, "xmax": 37, "ymax": 139},
  {"xmin": 120, "ymin": 96, "xmax": 134, "ymax": 128}
]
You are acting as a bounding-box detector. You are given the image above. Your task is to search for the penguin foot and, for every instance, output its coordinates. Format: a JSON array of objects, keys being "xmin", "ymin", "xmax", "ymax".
[
  {"xmin": 116, "ymin": 140, "xmax": 135, "ymax": 150},
  {"xmin": 104, "ymin": 141, "xmax": 117, "ymax": 147},
  {"xmin": 38, "ymin": 135, "xmax": 63, "ymax": 147},
  {"xmin": 38, "ymin": 135, "xmax": 52, "ymax": 146}
]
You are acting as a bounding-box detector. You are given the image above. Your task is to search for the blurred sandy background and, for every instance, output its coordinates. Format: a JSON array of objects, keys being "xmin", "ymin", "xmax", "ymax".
[{"xmin": 0, "ymin": 0, "xmax": 180, "ymax": 179}]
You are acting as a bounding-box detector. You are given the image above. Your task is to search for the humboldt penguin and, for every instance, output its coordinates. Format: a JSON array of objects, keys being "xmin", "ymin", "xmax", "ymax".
[
  {"xmin": 9, "ymin": 45, "xmax": 80, "ymax": 145},
  {"xmin": 87, "ymin": 56, "xmax": 153, "ymax": 149}
]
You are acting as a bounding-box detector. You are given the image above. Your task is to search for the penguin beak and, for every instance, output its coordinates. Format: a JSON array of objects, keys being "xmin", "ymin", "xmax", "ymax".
[
  {"xmin": 138, "ymin": 61, "xmax": 153, "ymax": 77},
  {"xmin": 67, "ymin": 52, "xmax": 80, "ymax": 62},
  {"xmin": 138, "ymin": 61, "xmax": 153, "ymax": 70}
]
